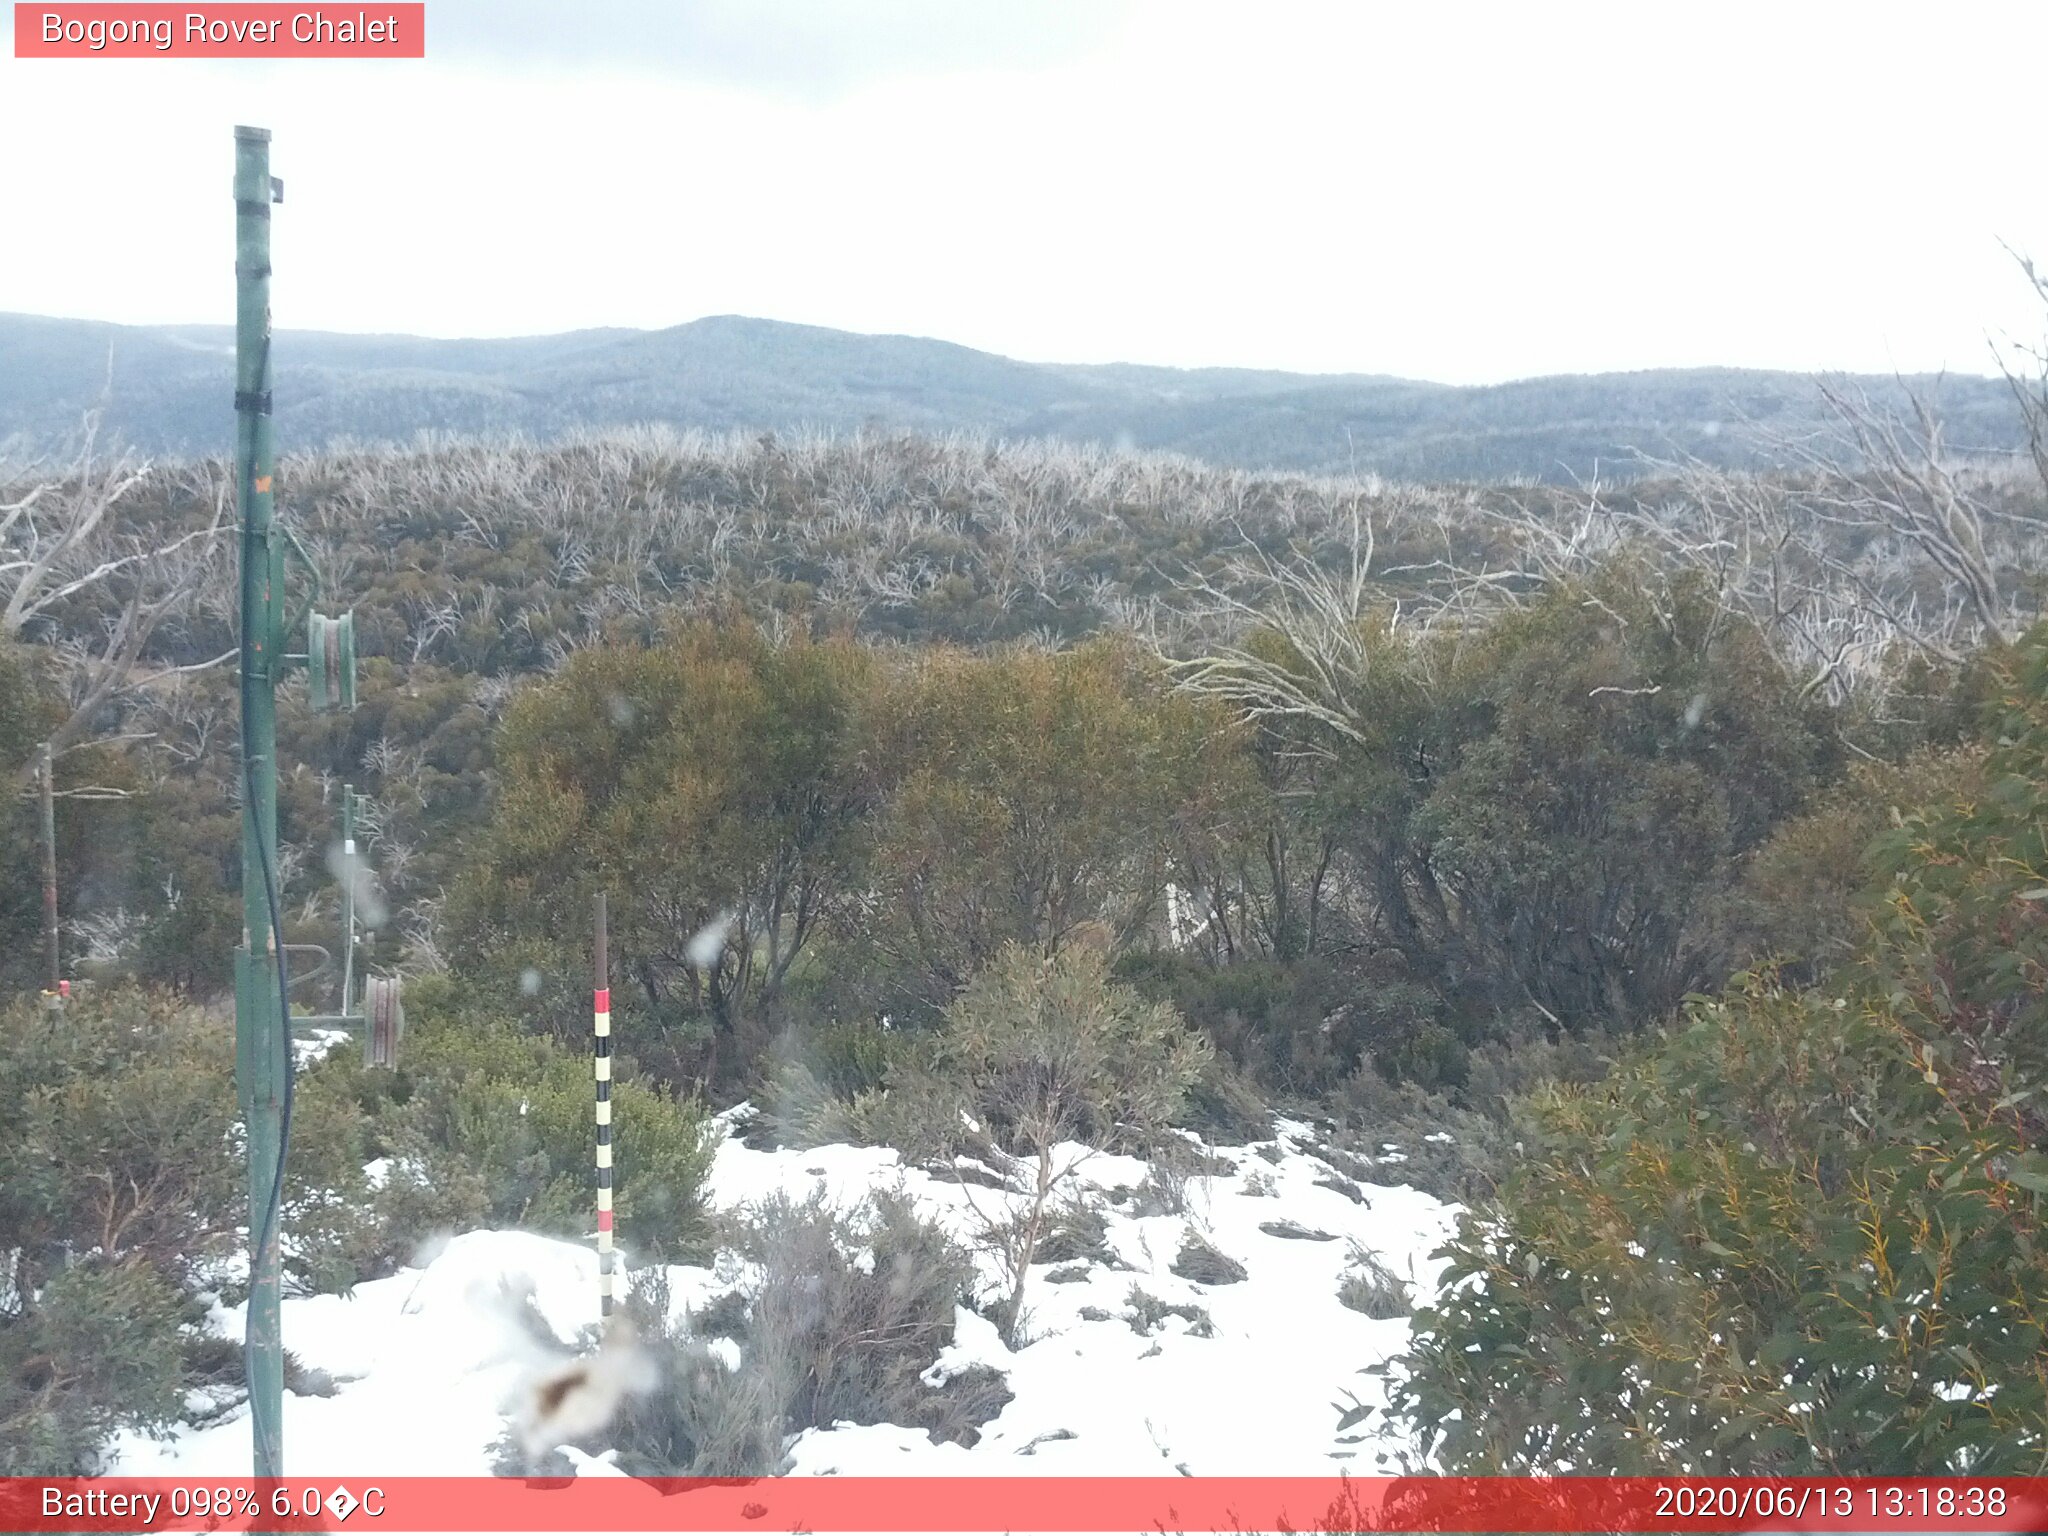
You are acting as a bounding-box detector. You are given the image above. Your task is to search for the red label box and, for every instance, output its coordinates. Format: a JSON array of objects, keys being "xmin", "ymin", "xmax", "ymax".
[{"xmin": 14, "ymin": 4, "xmax": 425, "ymax": 57}]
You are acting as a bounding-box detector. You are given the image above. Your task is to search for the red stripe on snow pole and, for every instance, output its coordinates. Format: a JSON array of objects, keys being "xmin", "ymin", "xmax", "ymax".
[
  {"xmin": 596, "ymin": 1208, "xmax": 613, "ymax": 1232},
  {"xmin": 594, "ymin": 987, "xmax": 609, "ymax": 1013}
]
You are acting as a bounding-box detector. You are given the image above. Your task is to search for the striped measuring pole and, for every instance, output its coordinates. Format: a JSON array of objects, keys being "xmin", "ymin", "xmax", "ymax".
[{"xmin": 593, "ymin": 892, "xmax": 614, "ymax": 1319}]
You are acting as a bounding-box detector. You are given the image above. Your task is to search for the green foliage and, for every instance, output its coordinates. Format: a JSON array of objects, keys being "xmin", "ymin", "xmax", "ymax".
[
  {"xmin": 0, "ymin": 432, "xmax": 2012, "ymax": 1062},
  {"xmin": 935, "ymin": 942, "xmax": 1211, "ymax": 1337},
  {"xmin": 1212, "ymin": 573, "xmax": 1843, "ymax": 1056},
  {"xmin": 805, "ymin": 1065, "xmax": 968, "ymax": 1164},
  {"xmin": 0, "ymin": 988, "xmax": 379, "ymax": 1287},
  {"xmin": 0, "ymin": 983, "xmax": 711, "ymax": 1472},
  {"xmin": 1397, "ymin": 566, "xmax": 1836, "ymax": 1032},
  {"xmin": 779, "ymin": 1016, "xmax": 909, "ymax": 1103},
  {"xmin": 0, "ymin": 639, "xmax": 161, "ymax": 997},
  {"xmin": 0, "ymin": 1257, "xmax": 189, "ymax": 1473},
  {"xmin": 1391, "ymin": 626, "xmax": 2048, "ymax": 1472},
  {"xmin": 937, "ymin": 942, "xmax": 1211, "ymax": 1161},
  {"xmin": 10, "ymin": 404, "xmax": 2034, "ymax": 1473},
  {"xmin": 1396, "ymin": 980, "xmax": 2048, "ymax": 1471},
  {"xmin": 1722, "ymin": 744, "xmax": 1986, "ymax": 982},
  {"xmin": 0, "ymin": 633, "xmax": 55, "ymax": 765},
  {"xmin": 278, "ymin": 1054, "xmax": 388, "ymax": 1293},
  {"xmin": 1166, "ymin": 710, "xmax": 1339, "ymax": 968},
  {"xmin": 1130, "ymin": 937, "xmax": 1562, "ymax": 1110},
  {"xmin": 1864, "ymin": 630, "xmax": 2048, "ymax": 1094},
  {"xmin": 1171, "ymin": 1052, "xmax": 1274, "ymax": 1142},
  {"xmin": 373, "ymin": 984, "xmax": 716, "ymax": 1263},
  {"xmin": 0, "ymin": 988, "xmax": 244, "ymax": 1274},
  {"xmin": 0, "ymin": 987, "xmax": 376, "ymax": 1468},
  {"xmin": 1116, "ymin": 952, "xmax": 1385, "ymax": 1094},
  {"xmin": 864, "ymin": 639, "xmax": 1238, "ymax": 1015},
  {"xmin": 454, "ymin": 617, "xmax": 880, "ymax": 1085},
  {"xmin": 1143, "ymin": 562, "xmax": 1853, "ymax": 1098},
  {"xmin": 757, "ymin": 1016, "xmax": 927, "ymax": 1151}
]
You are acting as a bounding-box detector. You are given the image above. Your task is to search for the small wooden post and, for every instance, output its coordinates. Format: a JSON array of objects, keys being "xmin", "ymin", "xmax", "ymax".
[{"xmin": 594, "ymin": 892, "xmax": 613, "ymax": 1318}]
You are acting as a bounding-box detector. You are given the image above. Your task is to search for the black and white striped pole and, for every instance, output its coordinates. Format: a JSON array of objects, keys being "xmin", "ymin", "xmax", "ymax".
[{"xmin": 593, "ymin": 892, "xmax": 614, "ymax": 1319}]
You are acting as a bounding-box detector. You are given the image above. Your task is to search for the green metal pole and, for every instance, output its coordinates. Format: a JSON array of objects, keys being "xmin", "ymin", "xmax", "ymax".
[{"xmin": 232, "ymin": 123, "xmax": 286, "ymax": 1480}]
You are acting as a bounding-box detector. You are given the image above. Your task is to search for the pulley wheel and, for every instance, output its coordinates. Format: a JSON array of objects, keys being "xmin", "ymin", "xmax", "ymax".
[{"xmin": 364, "ymin": 974, "xmax": 404, "ymax": 1068}]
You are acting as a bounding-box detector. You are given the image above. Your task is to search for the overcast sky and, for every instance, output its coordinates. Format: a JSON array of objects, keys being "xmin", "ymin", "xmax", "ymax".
[{"xmin": 3, "ymin": 0, "xmax": 2045, "ymax": 384}]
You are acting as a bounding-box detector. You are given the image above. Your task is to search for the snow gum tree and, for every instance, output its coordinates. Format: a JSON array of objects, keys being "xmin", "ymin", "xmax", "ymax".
[
  {"xmin": 864, "ymin": 638, "xmax": 1238, "ymax": 1017},
  {"xmin": 457, "ymin": 617, "xmax": 882, "ymax": 1085}
]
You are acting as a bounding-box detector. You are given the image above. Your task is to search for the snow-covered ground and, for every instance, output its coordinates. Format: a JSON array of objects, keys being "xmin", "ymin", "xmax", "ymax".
[{"xmin": 108, "ymin": 1116, "xmax": 1459, "ymax": 1477}]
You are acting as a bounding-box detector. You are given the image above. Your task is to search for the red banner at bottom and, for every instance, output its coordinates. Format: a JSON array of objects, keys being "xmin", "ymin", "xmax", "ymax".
[{"xmin": 7, "ymin": 1476, "xmax": 2048, "ymax": 1533}]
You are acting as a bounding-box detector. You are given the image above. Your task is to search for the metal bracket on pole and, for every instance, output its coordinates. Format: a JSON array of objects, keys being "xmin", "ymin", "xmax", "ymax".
[{"xmin": 291, "ymin": 784, "xmax": 404, "ymax": 1066}]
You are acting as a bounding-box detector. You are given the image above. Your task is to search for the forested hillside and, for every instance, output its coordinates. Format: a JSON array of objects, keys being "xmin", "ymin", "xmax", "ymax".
[
  {"xmin": 1, "ymin": 308, "xmax": 2028, "ymax": 483},
  {"xmin": 6, "ymin": 377, "xmax": 2048, "ymax": 1473}
]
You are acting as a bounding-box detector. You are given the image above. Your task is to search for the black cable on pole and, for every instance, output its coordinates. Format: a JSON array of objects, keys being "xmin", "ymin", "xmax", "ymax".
[
  {"xmin": 242, "ymin": 749, "xmax": 295, "ymax": 1464},
  {"xmin": 240, "ymin": 311, "xmax": 294, "ymax": 1448},
  {"xmin": 244, "ymin": 753, "xmax": 294, "ymax": 1302}
]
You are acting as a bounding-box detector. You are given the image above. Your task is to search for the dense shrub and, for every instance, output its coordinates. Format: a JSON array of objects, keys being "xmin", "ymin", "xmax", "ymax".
[
  {"xmin": 1395, "ymin": 977, "xmax": 2048, "ymax": 1471},
  {"xmin": 370, "ymin": 981, "xmax": 717, "ymax": 1263},
  {"xmin": 451, "ymin": 619, "xmax": 882, "ymax": 1087},
  {"xmin": 1115, "ymin": 952, "xmax": 1427, "ymax": 1094},
  {"xmin": 0, "ymin": 987, "xmax": 374, "ymax": 1468},
  {"xmin": 1720, "ymin": 744, "xmax": 1986, "ymax": 983},
  {"xmin": 1315, "ymin": 1071, "xmax": 1519, "ymax": 1206},
  {"xmin": 1390, "ymin": 628, "xmax": 2048, "ymax": 1472},
  {"xmin": 862, "ymin": 640, "xmax": 1234, "ymax": 1017},
  {"xmin": 1378, "ymin": 568, "xmax": 1838, "ymax": 1035},
  {"xmin": 3, "ymin": 990, "xmax": 242, "ymax": 1272},
  {"xmin": 603, "ymin": 1189, "xmax": 1004, "ymax": 1476},
  {"xmin": 756, "ymin": 1017, "xmax": 925, "ymax": 1150},
  {"xmin": 0, "ymin": 637, "xmax": 183, "ymax": 997},
  {"xmin": 0, "ymin": 1257, "xmax": 190, "ymax": 1473},
  {"xmin": 783, "ymin": 1016, "xmax": 907, "ymax": 1102},
  {"xmin": 1172, "ymin": 1052, "xmax": 1274, "ymax": 1142}
]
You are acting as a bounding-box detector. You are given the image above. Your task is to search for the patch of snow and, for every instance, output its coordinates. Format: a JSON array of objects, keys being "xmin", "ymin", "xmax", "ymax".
[
  {"xmin": 292, "ymin": 1027, "xmax": 352, "ymax": 1070},
  {"xmin": 920, "ymin": 1306, "xmax": 1008, "ymax": 1389},
  {"xmin": 109, "ymin": 1120, "xmax": 1462, "ymax": 1479}
]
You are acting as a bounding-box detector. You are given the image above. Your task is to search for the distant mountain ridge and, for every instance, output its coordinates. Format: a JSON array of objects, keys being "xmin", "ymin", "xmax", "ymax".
[{"xmin": 0, "ymin": 310, "xmax": 2025, "ymax": 483}]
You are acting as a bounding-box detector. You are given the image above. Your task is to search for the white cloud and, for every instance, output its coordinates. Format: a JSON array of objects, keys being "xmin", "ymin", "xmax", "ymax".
[{"xmin": 1, "ymin": 0, "xmax": 2044, "ymax": 383}]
